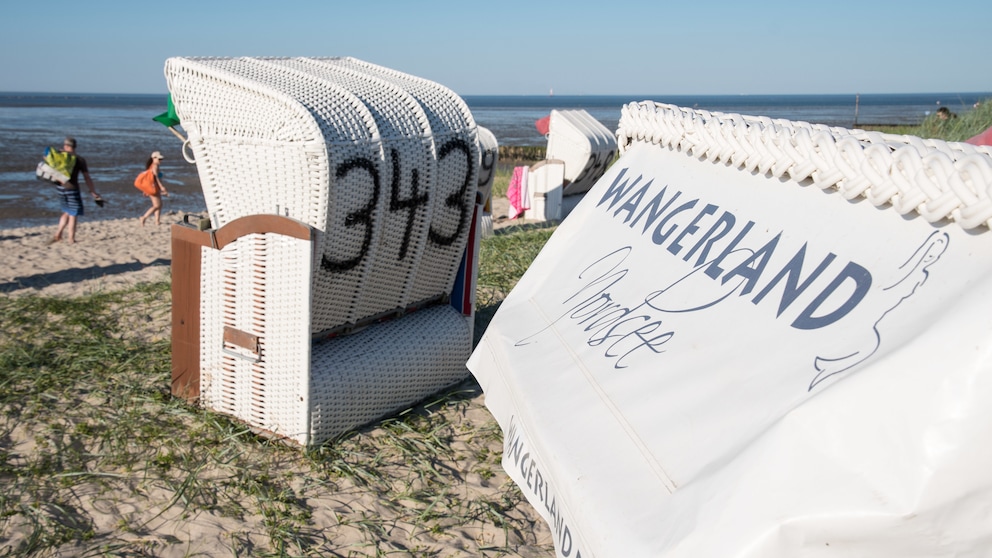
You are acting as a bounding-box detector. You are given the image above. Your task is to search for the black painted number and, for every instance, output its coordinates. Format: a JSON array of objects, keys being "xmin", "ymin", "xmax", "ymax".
[
  {"xmin": 429, "ymin": 138, "xmax": 473, "ymax": 246},
  {"xmin": 389, "ymin": 148, "xmax": 429, "ymax": 260},
  {"xmin": 320, "ymin": 139, "xmax": 475, "ymax": 274},
  {"xmin": 321, "ymin": 158, "xmax": 380, "ymax": 272}
]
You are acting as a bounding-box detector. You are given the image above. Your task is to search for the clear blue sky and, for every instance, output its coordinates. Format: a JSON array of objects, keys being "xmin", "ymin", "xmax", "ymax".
[{"xmin": 1, "ymin": 0, "xmax": 988, "ymax": 96}]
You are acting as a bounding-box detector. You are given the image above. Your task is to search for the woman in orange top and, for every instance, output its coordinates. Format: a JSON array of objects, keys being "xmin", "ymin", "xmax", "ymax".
[{"xmin": 139, "ymin": 151, "xmax": 169, "ymax": 226}]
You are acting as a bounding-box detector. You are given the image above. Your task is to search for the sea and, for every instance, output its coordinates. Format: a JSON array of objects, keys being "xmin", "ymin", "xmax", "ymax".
[{"xmin": 1, "ymin": 91, "xmax": 989, "ymax": 230}]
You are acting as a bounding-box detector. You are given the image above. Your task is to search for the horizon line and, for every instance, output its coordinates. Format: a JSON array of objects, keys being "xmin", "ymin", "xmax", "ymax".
[{"xmin": 2, "ymin": 90, "xmax": 992, "ymax": 98}]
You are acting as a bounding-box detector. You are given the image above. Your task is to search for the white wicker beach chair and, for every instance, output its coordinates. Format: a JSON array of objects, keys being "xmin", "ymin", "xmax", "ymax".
[
  {"xmin": 545, "ymin": 109, "xmax": 617, "ymax": 197},
  {"xmin": 477, "ymin": 127, "xmax": 498, "ymax": 238},
  {"xmin": 166, "ymin": 57, "xmax": 488, "ymax": 446},
  {"xmin": 517, "ymin": 109, "xmax": 615, "ymax": 224}
]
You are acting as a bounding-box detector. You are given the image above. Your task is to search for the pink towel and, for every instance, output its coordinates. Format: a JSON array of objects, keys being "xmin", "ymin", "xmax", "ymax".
[{"xmin": 506, "ymin": 166, "xmax": 530, "ymax": 219}]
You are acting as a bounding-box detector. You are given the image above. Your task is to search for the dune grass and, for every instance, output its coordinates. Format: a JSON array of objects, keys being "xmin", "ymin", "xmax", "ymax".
[
  {"xmin": 0, "ymin": 227, "xmax": 557, "ymax": 557},
  {"xmin": 861, "ymin": 96, "xmax": 992, "ymax": 141},
  {"xmin": 912, "ymin": 98, "xmax": 992, "ymax": 142}
]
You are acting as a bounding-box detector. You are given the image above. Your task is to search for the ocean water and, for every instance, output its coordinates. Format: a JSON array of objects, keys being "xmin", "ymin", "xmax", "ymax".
[
  {"xmin": 0, "ymin": 93, "xmax": 204, "ymax": 230},
  {"xmin": 1, "ymin": 91, "xmax": 989, "ymax": 230},
  {"xmin": 466, "ymin": 92, "xmax": 991, "ymax": 145}
]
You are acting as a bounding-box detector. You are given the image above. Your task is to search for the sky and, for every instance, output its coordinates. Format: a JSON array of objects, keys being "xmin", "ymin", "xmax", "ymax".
[{"xmin": 0, "ymin": 0, "xmax": 989, "ymax": 96}]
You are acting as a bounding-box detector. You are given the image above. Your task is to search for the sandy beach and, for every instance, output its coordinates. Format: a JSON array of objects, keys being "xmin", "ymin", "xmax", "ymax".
[
  {"xmin": 0, "ymin": 199, "xmax": 556, "ymax": 557},
  {"xmin": 0, "ymin": 214, "xmax": 175, "ymax": 299}
]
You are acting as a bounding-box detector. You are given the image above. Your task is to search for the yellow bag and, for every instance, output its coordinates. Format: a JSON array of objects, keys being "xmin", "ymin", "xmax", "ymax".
[
  {"xmin": 44, "ymin": 147, "xmax": 76, "ymax": 177},
  {"xmin": 36, "ymin": 147, "xmax": 75, "ymax": 184}
]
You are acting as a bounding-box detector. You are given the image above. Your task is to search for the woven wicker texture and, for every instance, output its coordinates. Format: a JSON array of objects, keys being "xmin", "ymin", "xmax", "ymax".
[
  {"xmin": 315, "ymin": 57, "xmax": 481, "ymax": 306},
  {"xmin": 476, "ymin": 127, "xmax": 499, "ymax": 208},
  {"xmin": 617, "ymin": 102, "xmax": 992, "ymax": 230},
  {"xmin": 477, "ymin": 127, "xmax": 499, "ymax": 238},
  {"xmin": 197, "ymin": 223, "xmax": 475, "ymax": 446},
  {"xmin": 164, "ymin": 57, "xmax": 480, "ymax": 332},
  {"xmin": 545, "ymin": 109, "xmax": 617, "ymax": 196},
  {"xmin": 199, "ymin": 232, "xmax": 314, "ymax": 444},
  {"xmin": 309, "ymin": 304, "xmax": 472, "ymax": 444}
]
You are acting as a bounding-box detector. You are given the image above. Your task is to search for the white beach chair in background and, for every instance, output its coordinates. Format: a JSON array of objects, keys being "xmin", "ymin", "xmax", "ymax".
[
  {"xmin": 166, "ymin": 56, "xmax": 490, "ymax": 447},
  {"xmin": 546, "ymin": 109, "xmax": 617, "ymax": 197},
  {"xmin": 476, "ymin": 127, "xmax": 499, "ymax": 237},
  {"xmin": 523, "ymin": 159, "xmax": 565, "ymax": 221},
  {"xmin": 520, "ymin": 109, "xmax": 616, "ymax": 222}
]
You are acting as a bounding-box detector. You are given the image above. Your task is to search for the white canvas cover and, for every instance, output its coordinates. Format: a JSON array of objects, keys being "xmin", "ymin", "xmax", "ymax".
[{"xmin": 468, "ymin": 102, "xmax": 992, "ymax": 557}]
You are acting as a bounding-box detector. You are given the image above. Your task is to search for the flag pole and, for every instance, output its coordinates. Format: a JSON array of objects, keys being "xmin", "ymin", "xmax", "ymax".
[
  {"xmin": 854, "ymin": 93, "xmax": 860, "ymax": 128},
  {"xmin": 166, "ymin": 126, "xmax": 187, "ymax": 143}
]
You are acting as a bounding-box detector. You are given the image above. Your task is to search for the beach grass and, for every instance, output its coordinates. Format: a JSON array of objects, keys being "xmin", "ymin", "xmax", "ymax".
[
  {"xmin": 491, "ymin": 165, "xmax": 512, "ymax": 201},
  {"xmin": 862, "ymin": 96, "xmax": 992, "ymax": 141},
  {"xmin": 913, "ymin": 97, "xmax": 992, "ymax": 142},
  {"xmin": 0, "ymin": 227, "xmax": 557, "ymax": 557}
]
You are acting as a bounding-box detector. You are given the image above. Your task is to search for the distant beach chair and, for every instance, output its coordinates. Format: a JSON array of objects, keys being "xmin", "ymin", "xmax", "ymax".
[
  {"xmin": 521, "ymin": 109, "xmax": 616, "ymax": 222},
  {"xmin": 523, "ymin": 159, "xmax": 565, "ymax": 221},
  {"xmin": 165, "ymin": 56, "xmax": 490, "ymax": 447},
  {"xmin": 477, "ymin": 127, "xmax": 499, "ymax": 237}
]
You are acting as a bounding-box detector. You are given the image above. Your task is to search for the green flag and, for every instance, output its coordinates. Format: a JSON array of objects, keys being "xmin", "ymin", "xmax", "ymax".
[{"xmin": 153, "ymin": 94, "xmax": 180, "ymax": 127}]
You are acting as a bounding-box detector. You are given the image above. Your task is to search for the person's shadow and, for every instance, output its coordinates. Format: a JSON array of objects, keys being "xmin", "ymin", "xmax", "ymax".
[{"xmin": 0, "ymin": 259, "xmax": 171, "ymax": 294}]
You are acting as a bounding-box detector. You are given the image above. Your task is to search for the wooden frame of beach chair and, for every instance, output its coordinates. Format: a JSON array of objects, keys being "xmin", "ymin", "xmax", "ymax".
[
  {"xmin": 171, "ymin": 214, "xmax": 315, "ymax": 404},
  {"xmin": 165, "ymin": 56, "xmax": 486, "ymax": 446}
]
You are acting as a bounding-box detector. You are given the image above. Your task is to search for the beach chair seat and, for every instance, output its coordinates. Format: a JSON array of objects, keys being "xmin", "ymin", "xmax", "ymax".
[
  {"xmin": 523, "ymin": 159, "xmax": 564, "ymax": 222},
  {"xmin": 166, "ymin": 57, "xmax": 488, "ymax": 446}
]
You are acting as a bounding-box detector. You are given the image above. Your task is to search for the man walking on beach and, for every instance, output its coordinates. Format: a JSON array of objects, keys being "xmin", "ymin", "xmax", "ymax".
[{"xmin": 52, "ymin": 136, "xmax": 102, "ymax": 244}]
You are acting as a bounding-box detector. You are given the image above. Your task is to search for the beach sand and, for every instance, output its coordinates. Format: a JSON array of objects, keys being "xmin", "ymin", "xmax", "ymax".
[
  {"xmin": 0, "ymin": 214, "xmax": 175, "ymax": 299},
  {"xmin": 1, "ymin": 199, "xmax": 521, "ymax": 300},
  {"xmin": 0, "ymin": 198, "xmax": 556, "ymax": 556}
]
